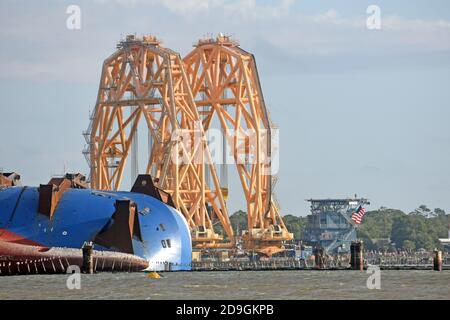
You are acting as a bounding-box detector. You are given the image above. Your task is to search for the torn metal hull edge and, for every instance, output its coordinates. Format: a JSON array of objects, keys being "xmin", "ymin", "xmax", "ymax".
[{"xmin": 0, "ymin": 186, "xmax": 192, "ymax": 273}]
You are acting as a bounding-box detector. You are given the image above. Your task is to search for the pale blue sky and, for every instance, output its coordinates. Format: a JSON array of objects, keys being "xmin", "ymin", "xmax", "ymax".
[{"xmin": 0, "ymin": 0, "xmax": 449, "ymax": 216}]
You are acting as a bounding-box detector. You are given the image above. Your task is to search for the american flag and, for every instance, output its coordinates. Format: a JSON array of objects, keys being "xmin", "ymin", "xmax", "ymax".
[{"xmin": 351, "ymin": 206, "xmax": 366, "ymax": 225}]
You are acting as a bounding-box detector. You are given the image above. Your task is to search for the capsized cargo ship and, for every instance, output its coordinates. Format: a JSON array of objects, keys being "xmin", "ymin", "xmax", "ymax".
[{"xmin": 0, "ymin": 173, "xmax": 192, "ymax": 274}]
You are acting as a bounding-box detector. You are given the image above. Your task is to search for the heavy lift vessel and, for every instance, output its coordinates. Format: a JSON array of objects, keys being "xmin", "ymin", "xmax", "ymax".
[{"xmin": 84, "ymin": 34, "xmax": 293, "ymax": 256}]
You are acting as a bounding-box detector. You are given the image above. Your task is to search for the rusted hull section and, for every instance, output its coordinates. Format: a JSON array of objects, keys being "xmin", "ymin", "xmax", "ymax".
[
  {"xmin": 0, "ymin": 172, "xmax": 21, "ymax": 187},
  {"xmin": 0, "ymin": 240, "xmax": 149, "ymax": 276}
]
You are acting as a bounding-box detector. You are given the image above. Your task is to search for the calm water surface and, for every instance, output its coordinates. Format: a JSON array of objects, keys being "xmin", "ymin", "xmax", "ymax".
[{"xmin": 0, "ymin": 270, "xmax": 449, "ymax": 300}]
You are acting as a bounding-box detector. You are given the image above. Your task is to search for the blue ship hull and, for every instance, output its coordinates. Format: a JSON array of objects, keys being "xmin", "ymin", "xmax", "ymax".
[{"xmin": 0, "ymin": 185, "xmax": 192, "ymax": 271}]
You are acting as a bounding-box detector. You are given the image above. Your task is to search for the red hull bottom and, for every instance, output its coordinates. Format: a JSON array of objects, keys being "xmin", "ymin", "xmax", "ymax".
[{"xmin": 0, "ymin": 240, "xmax": 149, "ymax": 275}]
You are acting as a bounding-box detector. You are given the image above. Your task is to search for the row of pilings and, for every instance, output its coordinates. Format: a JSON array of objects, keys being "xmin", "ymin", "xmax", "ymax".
[
  {"xmin": 314, "ymin": 241, "xmax": 444, "ymax": 271},
  {"xmin": 191, "ymin": 242, "xmax": 447, "ymax": 272}
]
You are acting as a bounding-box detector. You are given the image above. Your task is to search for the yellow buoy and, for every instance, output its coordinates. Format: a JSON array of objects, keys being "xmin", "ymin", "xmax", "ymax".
[{"xmin": 147, "ymin": 271, "xmax": 161, "ymax": 279}]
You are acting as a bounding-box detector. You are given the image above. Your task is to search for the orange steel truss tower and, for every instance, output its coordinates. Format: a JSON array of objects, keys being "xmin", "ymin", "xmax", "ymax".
[
  {"xmin": 86, "ymin": 35, "xmax": 233, "ymax": 248},
  {"xmin": 85, "ymin": 34, "xmax": 293, "ymax": 255},
  {"xmin": 183, "ymin": 35, "xmax": 293, "ymax": 255}
]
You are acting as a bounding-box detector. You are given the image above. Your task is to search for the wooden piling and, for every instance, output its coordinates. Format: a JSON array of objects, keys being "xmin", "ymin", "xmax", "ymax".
[
  {"xmin": 350, "ymin": 241, "xmax": 364, "ymax": 271},
  {"xmin": 433, "ymin": 250, "xmax": 442, "ymax": 271},
  {"xmin": 313, "ymin": 247, "xmax": 324, "ymax": 269},
  {"xmin": 82, "ymin": 242, "xmax": 94, "ymax": 274}
]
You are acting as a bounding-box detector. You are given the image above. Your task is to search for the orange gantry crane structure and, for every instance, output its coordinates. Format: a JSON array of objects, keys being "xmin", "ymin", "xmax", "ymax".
[
  {"xmin": 84, "ymin": 34, "xmax": 293, "ymax": 255},
  {"xmin": 183, "ymin": 36, "xmax": 292, "ymax": 255}
]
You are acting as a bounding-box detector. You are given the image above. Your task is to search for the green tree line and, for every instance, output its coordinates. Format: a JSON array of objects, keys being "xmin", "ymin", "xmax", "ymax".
[
  {"xmin": 357, "ymin": 206, "xmax": 449, "ymax": 250},
  {"xmin": 217, "ymin": 206, "xmax": 449, "ymax": 251}
]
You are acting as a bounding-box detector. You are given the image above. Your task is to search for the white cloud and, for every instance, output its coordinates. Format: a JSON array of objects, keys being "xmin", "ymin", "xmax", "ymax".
[
  {"xmin": 93, "ymin": 0, "xmax": 142, "ymax": 7},
  {"xmin": 220, "ymin": 0, "xmax": 295, "ymax": 20},
  {"xmin": 383, "ymin": 15, "xmax": 450, "ymax": 31},
  {"xmin": 307, "ymin": 9, "xmax": 363, "ymax": 27},
  {"xmin": 1, "ymin": 2, "xmax": 450, "ymax": 82},
  {"xmin": 260, "ymin": 9, "xmax": 450, "ymax": 58},
  {"xmin": 95, "ymin": 0, "xmax": 295, "ymax": 20},
  {"xmin": 302, "ymin": 9, "xmax": 450, "ymax": 32},
  {"xmin": 152, "ymin": 0, "xmax": 222, "ymax": 15}
]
